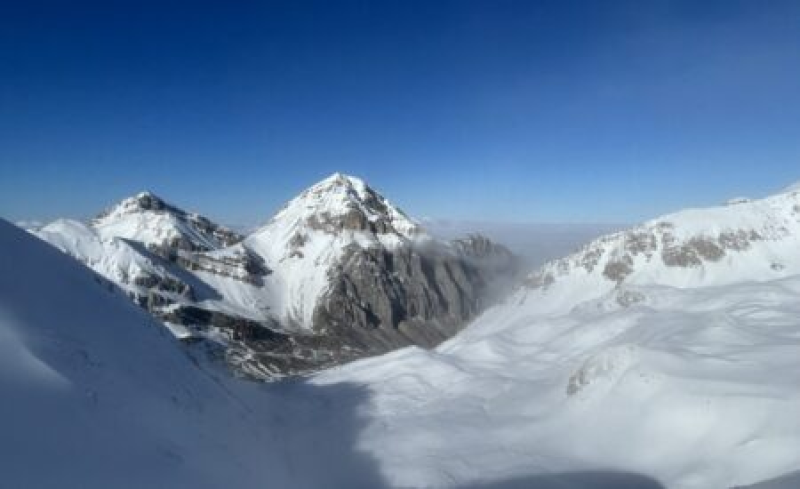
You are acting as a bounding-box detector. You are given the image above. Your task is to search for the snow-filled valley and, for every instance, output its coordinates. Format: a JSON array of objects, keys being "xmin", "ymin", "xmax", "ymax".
[
  {"xmin": 3, "ymin": 182, "xmax": 800, "ymax": 488},
  {"xmin": 316, "ymin": 278, "xmax": 800, "ymax": 488}
]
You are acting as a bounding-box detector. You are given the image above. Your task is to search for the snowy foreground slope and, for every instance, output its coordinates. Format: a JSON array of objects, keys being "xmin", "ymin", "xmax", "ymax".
[
  {"xmin": 0, "ymin": 218, "xmax": 362, "ymax": 488},
  {"xmin": 0, "ymin": 218, "xmax": 284, "ymax": 487}
]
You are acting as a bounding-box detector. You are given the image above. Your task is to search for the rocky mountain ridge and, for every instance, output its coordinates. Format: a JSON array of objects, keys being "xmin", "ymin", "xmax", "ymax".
[
  {"xmin": 519, "ymin": 184, "xmax": 800, "ymax": 315},
  {"xmin": 94, "ymin": 191, "xmax": 244, "ymax": 251},
  {"xmin": 32, "ymin": 174, "xmax": 518, "ymax": 378}
]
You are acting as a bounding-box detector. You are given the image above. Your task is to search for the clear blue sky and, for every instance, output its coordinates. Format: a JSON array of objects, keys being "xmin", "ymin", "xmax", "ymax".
[{"xmin": 1, "ymin": 0, "xmax": 799, "ymax": 225}]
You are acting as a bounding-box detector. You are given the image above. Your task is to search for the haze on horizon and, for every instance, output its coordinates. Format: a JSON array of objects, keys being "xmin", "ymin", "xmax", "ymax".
[{"xmin": 1, "ymin": 1, "xmax": 799, "ymax": 225}]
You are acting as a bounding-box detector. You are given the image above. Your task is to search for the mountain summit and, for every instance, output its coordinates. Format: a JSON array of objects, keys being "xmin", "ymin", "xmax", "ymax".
[
  {"xmin": 264, "ymin": 173, "xmax": 421, "ymax": 238},
  {"xmin": 93, "ymin": 191, "xmax": 242, "ymax": 252}
]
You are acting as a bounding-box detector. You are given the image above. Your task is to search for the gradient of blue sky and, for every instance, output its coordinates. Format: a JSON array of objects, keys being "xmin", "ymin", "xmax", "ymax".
[{"xmin": 1, "ymin": 0, "xmax": 799, "ymax": 225}]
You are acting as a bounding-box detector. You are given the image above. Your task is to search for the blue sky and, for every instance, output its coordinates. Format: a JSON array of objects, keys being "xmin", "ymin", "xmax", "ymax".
[{"xmin": 1, "ymin": 0, "xmax": 799, "ymax": 225}]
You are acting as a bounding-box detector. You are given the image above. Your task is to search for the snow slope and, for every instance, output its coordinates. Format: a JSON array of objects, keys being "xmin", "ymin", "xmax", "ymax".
[
  {"xmin": 0, "ymin": 218, "xmax": 290, "ymax": 488},
  {"xmin": 316, "ymin": 269, "xmax": 800, "ymax": 489},
  {"xmin": 35, "ymin": 218, "xmax": 186, "ymax": 296},
  {"xmin": 32, "ymin": 193, "xmax": 248, "ymax": 308},
  {"xmin": 312, "ymin": 184, "xmax": 800, "ymax": 489}
]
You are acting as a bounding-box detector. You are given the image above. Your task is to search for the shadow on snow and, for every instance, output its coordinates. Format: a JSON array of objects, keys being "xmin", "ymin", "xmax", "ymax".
[{"xmin": 257, "ymin": 379, "xmax": 667, "ymax": 489}]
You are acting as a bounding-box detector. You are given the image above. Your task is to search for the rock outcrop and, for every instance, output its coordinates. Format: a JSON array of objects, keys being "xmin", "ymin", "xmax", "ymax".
[{"xmin": 314, "ymin": 242, "xmax": 481, "ymax": 349}]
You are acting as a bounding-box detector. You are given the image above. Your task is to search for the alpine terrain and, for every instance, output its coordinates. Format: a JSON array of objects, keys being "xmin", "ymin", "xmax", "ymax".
[
  {"xmin": 33, "ymin": 173, "xmax": 517, "ymax": 377},
  {"xmin": 311, "ymin": 181, "xmax": 800, "ymax": 488},
  {"xmin": 4, "ymin": 181, "xmax": 800, "ymax": 488}
]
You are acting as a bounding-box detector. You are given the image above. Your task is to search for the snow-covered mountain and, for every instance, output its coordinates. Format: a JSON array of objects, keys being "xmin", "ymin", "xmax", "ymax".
[
  {"xmin": 32, "ymin": 174, "xmax": 517, "ymax": 377},
  {"xmin": 93, "ymin": 191, "xmax": 243, "ymax": 251},
  {"xmin": 519, "ymin": 184, "xmax": 800, "ymax": 315},
  {"xmin": 239, "ymin": 172, "xmax": 426, "ymax": 328},
  {"xmin": 237, "ymin": 173, "xmax": 515, "ymax": 343},
  {"xmin": 33, "ymin": 198, "xmax": 261, "ymax": 317}
]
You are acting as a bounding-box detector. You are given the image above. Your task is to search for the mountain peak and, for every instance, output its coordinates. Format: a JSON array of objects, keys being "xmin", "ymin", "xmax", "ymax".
[
  {"xmin": 264, "ymin": 174, "xmax": 422, "ymax": 239},
  {"xmin": 96, "ymin": 191, "xmax": 174, "ymax": 221},
  {"xmin": 306, "ymin": 173, "xmax": 370, "ymax": 201},
  {"xmin": 133, "ymin": 189, "xmax": 161, "ymax": 201},
  {"xmin": 318, "ymin": 172, "xmax": 363, "ymax": 186},
  {"xmin": 92, "ymin": 192, "xmax": 242, "ymax": 251}
]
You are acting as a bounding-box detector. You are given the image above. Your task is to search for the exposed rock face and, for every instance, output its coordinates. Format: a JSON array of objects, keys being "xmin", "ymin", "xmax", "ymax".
[
  {"xmin": 313, "ymin": 242, "xmax": 482, "ymax": 352},
  {"xmin": 170, "ymin": 247, "xmax": 270, "ymax": 285},
  {"xmin": 603, "ymin": 256, "xmax": 634, "ymax": 283}
]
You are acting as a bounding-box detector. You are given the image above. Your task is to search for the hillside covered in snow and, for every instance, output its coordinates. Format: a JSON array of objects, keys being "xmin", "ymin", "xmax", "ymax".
[
  {"xmin": 311, "ymin": 183, "xmax": 800, "ymax": 489},
  {"xmin": 520, "ymin": 184, "xmax": 800, "ymax": 315},
  {"xmin": 0, "ymin": 217, "xmax": 284, "ymax": 488}
]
